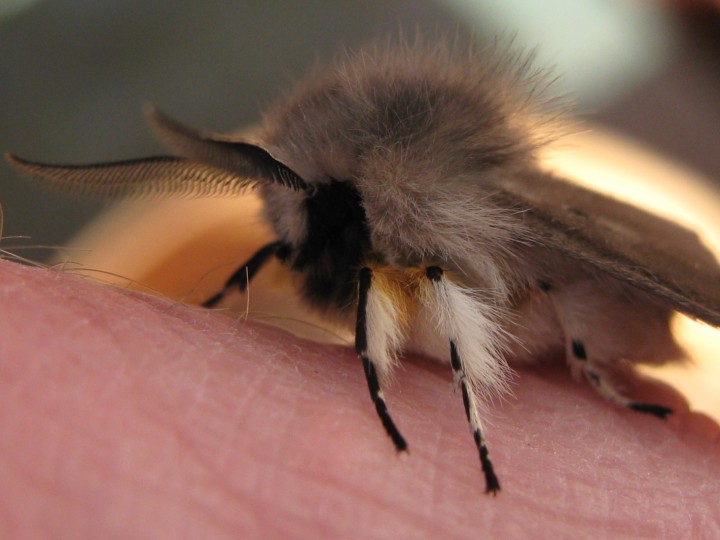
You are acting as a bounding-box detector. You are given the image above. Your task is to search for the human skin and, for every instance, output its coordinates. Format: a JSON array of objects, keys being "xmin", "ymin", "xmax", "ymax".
[{"xmin": 1, "ymin": 258, "xmax": 719, "ymax": 539}]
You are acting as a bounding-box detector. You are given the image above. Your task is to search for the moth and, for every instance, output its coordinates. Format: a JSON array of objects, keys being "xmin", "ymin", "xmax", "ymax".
[{"xmin": 7, "ymin": 39, "xmax": 720, "ymax": 494}]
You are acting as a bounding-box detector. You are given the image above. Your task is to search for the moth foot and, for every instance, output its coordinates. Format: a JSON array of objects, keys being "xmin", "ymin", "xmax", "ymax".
[
  {"xmin": 628, "ymin": 402, "xmax": 673, "ymax": 420},
  {"xmin": 579, "ymin": 360, "xmax": 673, "ymax": 420}
]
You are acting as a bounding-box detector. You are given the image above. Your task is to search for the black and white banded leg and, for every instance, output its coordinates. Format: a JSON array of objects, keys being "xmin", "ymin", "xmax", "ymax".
[
  {"xmin": 569, "ymin": 340, "xmax": 672, "ymax": 420},
  {"xmin": 355, "ymin": 267, "xmax": 408, "ymax": 452},
  {"xmin": 451, "ymin": 340, "xmax": 501, "ymax": 494},
  {"xmin": 426, "ymin": 266, "xmax": 505, "ymax": 494},
  {"xmin": 538, "ymin": 281, "xmax": 673, "ymax": 420},
  {"xmin": 203, "ymin": 240, "xmax": 288, "ymax": 308}
]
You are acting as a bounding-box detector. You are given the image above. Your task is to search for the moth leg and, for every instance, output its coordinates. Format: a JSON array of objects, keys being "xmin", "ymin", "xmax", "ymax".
[
  {"xmin": 426, "ymin": 266, "xmax": 502, "ymax": 494},
  {"xmin": 450, "ymin": 339, "xmax": 501, "ymax": 494},
  {"xmin": 538, "ymin": 281, "xmax": 673, "ymax": 419},
  {"xmin": 570, "ymin": 342, "xmax": 673, "ymax": 420},
  {"xmin": 203, "ymin": 240, "xmax": 287, "ymax": 308},
  {"xmin": 355, "ymin": 267, "xmax": 408, "ymax": 452}
]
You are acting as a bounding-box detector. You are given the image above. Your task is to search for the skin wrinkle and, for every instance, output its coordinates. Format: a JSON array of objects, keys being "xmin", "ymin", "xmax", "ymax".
[
  {"xmin": 105, "ymin": 429, "xmax": 250, "ymax": 538},
  {"xmin": 89, "ymin": 332, "xmax": 273, "ymax": 532},
  {"xmin": 111, "ymin": 468, "xmax": 255, "ymax": 539},
  {"xmin": 268, "ymin": 458, "xmax": 435, "ymax": 537},
  {"xmin": 142, "ymin": 445, "xmax": 260, "ymax": 538}
]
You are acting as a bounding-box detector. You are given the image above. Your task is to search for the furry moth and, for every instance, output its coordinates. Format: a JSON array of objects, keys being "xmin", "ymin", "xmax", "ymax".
[{"xmin": 7, "ymin": 39, "xmax": 720, "ymax": 495}]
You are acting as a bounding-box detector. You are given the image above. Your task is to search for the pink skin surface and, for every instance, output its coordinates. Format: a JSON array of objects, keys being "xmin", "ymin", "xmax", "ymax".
[{"xmin": 1, "ymin": 258, "xmax": 719, "ymax": 539}]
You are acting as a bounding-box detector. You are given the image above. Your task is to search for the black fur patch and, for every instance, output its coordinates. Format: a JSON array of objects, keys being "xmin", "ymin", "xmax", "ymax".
[{"xmin": 292, "ymin": 180, "xmax": 371, "ymax": 310}]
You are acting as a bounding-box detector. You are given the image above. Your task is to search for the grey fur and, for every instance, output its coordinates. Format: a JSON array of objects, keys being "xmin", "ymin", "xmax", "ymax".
[
  {"xmin": 256, "ymin": 39, "xmax": 719, "ymax": 322},
  {"xmin": 259, "ymin": 39, "xmax": 558, "ymax": 299}
]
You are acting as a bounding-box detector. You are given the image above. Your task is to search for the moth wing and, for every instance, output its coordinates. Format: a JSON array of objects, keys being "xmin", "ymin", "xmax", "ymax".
[{"xmin": 496, "ymin": 169, "xmax": 720, "ymax": 327}]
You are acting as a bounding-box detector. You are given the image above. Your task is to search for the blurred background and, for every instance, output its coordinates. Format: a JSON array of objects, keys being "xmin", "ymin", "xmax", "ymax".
[{"xmin": 0, "ymin": 0, "xmax": 719, "ymax": 261}]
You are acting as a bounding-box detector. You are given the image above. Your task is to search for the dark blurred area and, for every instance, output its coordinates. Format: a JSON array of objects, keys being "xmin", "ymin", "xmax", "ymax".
[
  {"xmin": 604, "ymin": 10, "xmax": 720, "ymax": 185},
  {"xmin": 1, "ymin": 0, "xmax": 719, "ymax": 262}
]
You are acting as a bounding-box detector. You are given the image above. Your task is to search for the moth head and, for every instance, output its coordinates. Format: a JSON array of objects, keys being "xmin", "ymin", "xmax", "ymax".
[{"xmin": 5, "ymin": 107, "xmax": 374, "ymax": 311}]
